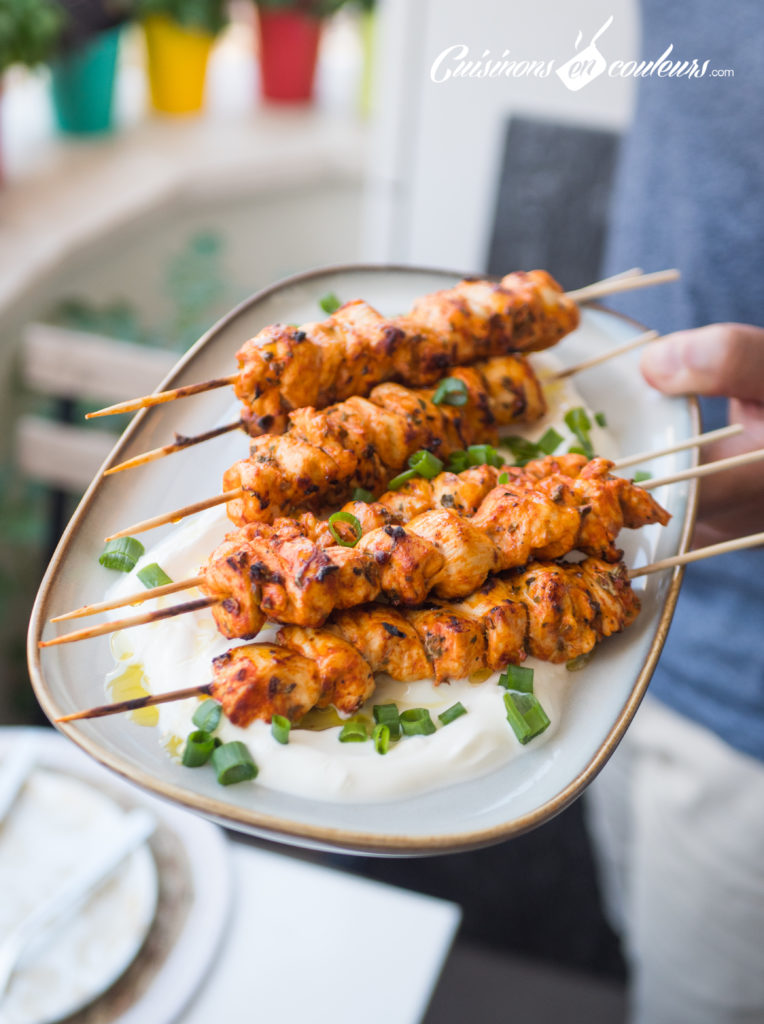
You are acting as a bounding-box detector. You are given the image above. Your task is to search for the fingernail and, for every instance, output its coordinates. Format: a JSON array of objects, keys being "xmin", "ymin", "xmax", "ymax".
[{"xmin": 641, "ymin": 341, "xmax": 683, "ymax": 378}]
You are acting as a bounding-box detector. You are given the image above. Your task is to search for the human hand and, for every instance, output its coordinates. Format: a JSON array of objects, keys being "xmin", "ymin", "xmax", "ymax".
[{"xmin": 640, "ymin": 323, "xmax": 764, "ymax": 544}]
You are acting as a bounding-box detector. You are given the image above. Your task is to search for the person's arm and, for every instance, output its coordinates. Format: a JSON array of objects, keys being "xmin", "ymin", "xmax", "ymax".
[{"xmin": 640, "ymin": 324, "xmax": 764, "ymax": 545}]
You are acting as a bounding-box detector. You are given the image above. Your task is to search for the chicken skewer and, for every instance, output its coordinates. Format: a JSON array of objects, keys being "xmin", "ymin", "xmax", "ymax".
[
  {"xmin": 104, "ymin": 327, "xmax": 659, "ymax": 478},
  {"xmin": 49, "ymin": 424, "xmax": 743, "ymax": 626},
  {"xmin": 86, "ymin": 269, "xmax": 678, "ymax": 448},
  {"xmin": 55, "ymin": 556, "xmax": 641, "ymax": 724},
  {"xmin": 107, "ymin": 352, "xmax": 548, "ymax": 537},
  {"xmin": 41, "ymin": 461, "xmax": 671, "ymax": 647}
]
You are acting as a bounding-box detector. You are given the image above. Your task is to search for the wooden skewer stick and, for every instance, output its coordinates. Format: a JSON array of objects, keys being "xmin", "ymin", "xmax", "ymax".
[
  {"xmin": 50, "ymin": 576, "xmax": 205, "ymax": 623},
  {"xmin": 105, "ymin": 489, "xmax": 243, "ymax": 541},
  {"xmin": 629, "ymin": 531, "xmax": 764, "ymax": 579},
  {"xmin": 613, "ymin": 424, "xmax": 744, "ymax": 470},
  {"xmin": 86, "ymin": 375, "xmax": 237, "ymax": 420},
  {"xmin": 55, "ymin": 684, "xmax": 212, "ymax": 723},
  {"xmin": 641, "ymin": 447, "xmax": 764, "ymax": 490},
  {"xmin": 565, "ymin": 268, "xmax": 680, "ymax": 304},
  {"xmin": 104, "ymin": 421, "xmax": 244, "ymax": 477},
  {"xmin": 38, "ymin": 596, "xmax": 218, "ymax": 648},
  {"xmin": 49, "ymin": 424, "xmax": 748, "ymax": 625},
  {"xmin": 549, "ymin": 330, "xmax": 659, "ymax": 381}
]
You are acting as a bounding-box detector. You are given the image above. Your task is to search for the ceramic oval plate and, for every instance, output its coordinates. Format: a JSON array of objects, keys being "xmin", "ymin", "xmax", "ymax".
[{"xmin": 29, "ymin": 265, "xmax": 698, "ymax": 856}]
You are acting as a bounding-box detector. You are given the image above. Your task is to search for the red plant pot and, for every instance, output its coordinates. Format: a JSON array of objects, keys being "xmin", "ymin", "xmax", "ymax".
[{"xmin": 256, "ymin": 8, "xmax": 322, "ymax": 103}]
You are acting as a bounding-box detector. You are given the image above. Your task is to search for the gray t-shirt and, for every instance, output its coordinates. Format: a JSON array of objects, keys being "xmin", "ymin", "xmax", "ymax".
[{"xmin": 603, "ymin": 0, "xmax": 764, "ymax": 760}]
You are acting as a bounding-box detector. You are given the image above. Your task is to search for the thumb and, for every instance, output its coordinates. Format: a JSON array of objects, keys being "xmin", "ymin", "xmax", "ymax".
[{"xmin": 640, "ymin": 323, "xmax": 764, "ymax": 402}]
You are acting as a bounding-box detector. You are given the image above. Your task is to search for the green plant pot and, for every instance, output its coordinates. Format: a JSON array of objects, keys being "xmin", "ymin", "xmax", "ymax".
[{"xmin": 50, "ymin": 27, "xmax": 121, "ymax": 135}]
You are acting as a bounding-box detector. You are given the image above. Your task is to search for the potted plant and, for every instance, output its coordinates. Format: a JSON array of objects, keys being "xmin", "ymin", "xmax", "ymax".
[
  {"xmin": 353, "ymin": 0, "xmax": 374, "ymax": 116},
  {"xmin": 0, "ymin": 0, "xmax": 64, "ymax": 175},
  {"xmin": 136, "ymin": 0, "xmax": 227, "ymax": 115},
  {"xmin": 253, "ymin": 0, "xmax": 347, "ymax": 104}
]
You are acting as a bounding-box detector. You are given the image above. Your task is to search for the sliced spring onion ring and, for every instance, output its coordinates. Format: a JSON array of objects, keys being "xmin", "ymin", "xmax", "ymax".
[
  {"xmin": 373, "ymin": 703, "xmax": 401, "ymax": 741},
  {"xmin": 432, "ymin": 377, "xmax": 469, "ymax": 406},
  {"xmin": 400, "ymin": 708, "xmax": 436, "ymax": 737},
  {"xmin": 319, "ymin": 291, "xmax": 341, "ymax": 315},
  {"xmin": 446, "ymin": 450, "xmax": 470, "ymax": 473},
  {"xmin": 212, "ymin": 741, "xmax": 258, "ymax": 785},
  {"xmin": 503, "ymin": 692, "xmax": 550, "ymax": 744},
  {"xmin": 537, "ymin": 427, "xmax": 564, "ymax": 455},
  {"xmin": 467, "ymin": 444, "xmax": 504, "ymax": 468},
  {"xmin": 387, "ymin": 468, "xmax": 419, "ymax": 490},
  {"xmin": 182, "ymin": 730, "xmax": 216, "ymax": 767},
  {"xmin": 566, "ymin": 651, "xmax": 594, "ymax": 671},
  {"xmin": 271, "ymin": 714, "xmax": 291, "ymax": 744},
  {"xmin": 564, "ymin": 407, "xmax": 594, "ymax": 458},
  {"xmin": 137, "ymin": 562, "xmax": 172, "ymax": 589},
  {"xmin": 408, "ymin": 449, "xmax": 444, "ymax": 479},
  {"xmin": 352, "ymin": 487, "xmax": 374, "ymax": 503},
  {"xmin": 438, "ymin": 702, "xmax": 467, "ymax": 726},
  {"xmin": 328, "ymin": 511, "xmax": 362, "ymax": 547},
  {"xmin": 595, "ymin": 411, "xmax": 607, "ymax": 427},
  {"xmin": 192, "ymin": 698, "xmax": 222, "ymax": 733},
  {"xmin": 633, "ymin": 470, "xmax": 652, "ymax": 483},
  {"xmin": 498, "ymin": 472, "xmax": 510, "ymax": 484},
  {"xmin": 99, "ymin": 536, "xmax": 145, "ymax": 573},
  {"xmin": 498, "ymin": 664, "xmax": 535, "ymax": 694},
  {"xmin": 372, "ymin": 723, "xmax": 391, "ymax": 755},
  {"xmin": 500, "ymin": 436, "xmax": 540, "ymax": 466},
  {"xmin": 339, "ymin": 720, "xmax": 368, "ymax": 743}
]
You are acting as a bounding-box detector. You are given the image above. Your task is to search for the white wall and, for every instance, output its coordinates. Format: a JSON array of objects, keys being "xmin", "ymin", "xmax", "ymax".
[{"xmin": 364, "ymin": 0, "xmax": 639, "ymax": 271}]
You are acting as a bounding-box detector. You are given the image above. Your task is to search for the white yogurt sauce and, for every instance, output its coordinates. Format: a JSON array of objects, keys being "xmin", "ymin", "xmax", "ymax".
[{"xmin": 104, "ymin": 352, "xmax": 616, "ymax": 802}]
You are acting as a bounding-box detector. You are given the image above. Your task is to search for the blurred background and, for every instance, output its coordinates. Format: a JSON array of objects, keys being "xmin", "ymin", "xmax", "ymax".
[{"xmin": 1, "ymin": 0, "xmax": 641, "ymax": 1019}]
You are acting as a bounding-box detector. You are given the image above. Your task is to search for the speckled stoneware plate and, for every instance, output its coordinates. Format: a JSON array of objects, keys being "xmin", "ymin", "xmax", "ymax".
[{"xmin": 29, "ymin": 265, "xmax": 698, "ymax": 856}]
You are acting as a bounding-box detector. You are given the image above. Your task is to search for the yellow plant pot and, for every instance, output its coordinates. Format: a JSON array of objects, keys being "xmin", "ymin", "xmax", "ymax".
[{"xmin": 143, "ymin": 14, "xmax": 214, "ymax": 115}]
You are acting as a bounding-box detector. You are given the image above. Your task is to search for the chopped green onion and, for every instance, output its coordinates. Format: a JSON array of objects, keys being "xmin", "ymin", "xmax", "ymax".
[
  {"xmin": 438, "ymin": 702, "xmax": 467, "ymax": 726},
  {"xmin": 212, "ymin": 741, "xmax": 258, "ymax": 785},
  {"xmin": 99, "ymin": 537, "xmax": 145, "ymax": 573},
  {"xmin": 498, "ymin": 663, "xmax": 535, "ymax": 693},
  {"xmin": 387, "ymin": 468, "xmax": 419, "ymax": 490},
  {"xmin": 352, "ymin": 487, "xmax": 374, "ymax": 503},
  {"xmin": 446, "ymin": 450, "xmax": 470, "ymax": 473},
  {"xmin": 503, "ymin": 692, "xmax": 551, "ymax": 744},
  {"xmin": 537, "ymin": 427, "xmax": 564, "ymax": 455},
  {"xmin": 408, "ymin": 449, "xmax": 444, "ymax": 479},
  {"xmin": 633, "ymin": 470, "xmax": 652, "ymax": 483},
  {"xmin": 339, "ymin": 719, "xmax": 368, "ymax": 742},
  {"xmin": 400, "ymin": 708, "xmax": 436, "ymax": 736},
  {"xmin": 595, "ymin": 411, "xmax": 608, "ymax": 428},
  {"xmin": 182, "ymin": 730, "xmax": 216, "ymax": 767},
  {"xmin": 328, "ymin": 511, "xmax": 362, "ymax": 547},
  {"xmin": 566, "ymin": 651, "xmax": 594, "ymax": 671},
  {"xmin": 568, "ymin": 444, "xmax": 587, "ymax": 456},
  {"xmin": 467, "ymin": 444, "xmax": 504, "ymax": 468},
  {"xmin": 271, "ymin": 714, "xmax": 291, "ymax": 744},
  {"xmin": 501, "ymin": 436, "xmax": 542, "ymax": 466},
  {"xmin": 319, "ymin": 291, "xmax": 341, "ymax": 315},
  {"xmin": 192, "ymin": 698, "xmax": 222, "ymax": 733},
  {"xmin": 432, "ymin": 377, "xmax": 469, "ymax": 406},
  {"xmin": 373, "ymin": 703, "xmax": 401, "ymax": 741},
  {"xmin": 372, "ymin": 723, "xmax": 391, "ymax": 754},
  {"xmin": 564, "ymin": 407, "xmax": 594, "ymax": 459},
  {"xmin": 498, "ymin": 472, "xmax": 509, "ymax": 484},
  {"xmin": 137, "ymin": 562, "xmax": 172, "ymax": 589}
]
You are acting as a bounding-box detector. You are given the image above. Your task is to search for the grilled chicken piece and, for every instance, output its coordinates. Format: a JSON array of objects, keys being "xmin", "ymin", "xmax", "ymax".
[
  {"xmin": 430, "ymin": 464, "xmax": 501, "ymax": 515},
  {"xmin": 439, "ymin": 578, "xmax": 528, "ymax": 670},
  {"xmin": 277, "ymin": 626, "xmax": 375, "ymax": 715},
  {"xmin": 403, "ymin": 607, "xmax": 487, "ymax": 683},
  {"xmin": 233, "ymin": 270, "xmax": 574, "ymax": 435},
  {"xmin": 355, "ymin": 525, "xmax": 444, "ymax": 605},
  {"xmin": 210, "ymin": 643, "xmax": 321, "ymax": 725},
  {"xmin": 329, "ymin": 606, "xmax": 431, "ymax": 681},
  {"xmin": 472, "ymin": 484, "xmax": 582, "ymax": 566},
  {"xmin": 406, "ymin": 509, "xmax": 501, "ymax": 598},
  {"xmin": 203, "ymin": 533, "xmax": 266, "ymax": 640}
]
